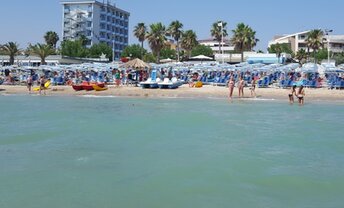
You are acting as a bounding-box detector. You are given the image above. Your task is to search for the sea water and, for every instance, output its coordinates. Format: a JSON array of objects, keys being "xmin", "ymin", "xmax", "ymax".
[{"xmin": 0, "ymin": 95, "xmax": 344, "ymax": 208}]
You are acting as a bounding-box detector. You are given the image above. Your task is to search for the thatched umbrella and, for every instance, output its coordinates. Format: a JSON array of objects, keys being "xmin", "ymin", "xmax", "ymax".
[{"xmin": 121, "ymin": 58, "xmax": 151, "ymax": 70}]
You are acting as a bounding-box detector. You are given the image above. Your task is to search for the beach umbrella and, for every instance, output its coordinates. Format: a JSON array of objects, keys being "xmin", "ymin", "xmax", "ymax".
[
  {"xmin": 296, "ymin": 63, "xmax": 322, "ymax": 73},
  {"xmin": 160, "ymin": 58, "xmax": 175, "ymax": 63},
  {"xmin": 121, "ymin": 58, "xmax": 151, "ymax": 70},
  {"xmin": 190, "ymin": 55, "xmax": 213, "ymax": 60}
]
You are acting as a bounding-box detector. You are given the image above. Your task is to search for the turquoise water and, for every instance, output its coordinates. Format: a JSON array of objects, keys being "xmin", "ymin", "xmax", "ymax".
[{"xmin": 0, "ymin": 95, "xmax": 344, "ymax": 208}]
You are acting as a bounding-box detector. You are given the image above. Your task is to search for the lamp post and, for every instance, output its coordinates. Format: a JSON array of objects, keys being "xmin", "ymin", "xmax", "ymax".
[
  {"xmin": 217, "ymin": 21, "xmax": 224, "ymax": 64},
  {"xmin": 112, "ymin": 38, "xmax": 115, "ymax": 63},
  {"xmin": 221, "ymin": 22, "xmax": 224, "ymax": 64},
  {"xmin": 325, "ymin": 29, "xmax": 333, "ymax": 64}
]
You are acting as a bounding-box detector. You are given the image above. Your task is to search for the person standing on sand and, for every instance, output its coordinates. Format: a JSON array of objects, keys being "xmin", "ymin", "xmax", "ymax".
[
  {"xmin": 27, "ymin": 75, "xmax": 33, "ymax": 94},
  {"xmin": 238, "ymin": 77, "xmax": 245, "ymax": 98},
  {"xmin": 297, "ymin": 85, "xmax": 305, "ymax": 105},
  {"xmin": 250, "ymin": 78, "xmax": 257, "ymax": 98},
  {"xmin": 115, "ymin": 70, "xmax": 121, "ymax": 87},
  {"xmin": 288, "ymin": 84, "xmax": 297, "ymax": 104},
  {"xmin": 228, "ymin": 76, "xmax": 235, "ymax": 99},
  {"xmin": 39, "ymin": 76, "xmax": 46, "ymax": 95}
]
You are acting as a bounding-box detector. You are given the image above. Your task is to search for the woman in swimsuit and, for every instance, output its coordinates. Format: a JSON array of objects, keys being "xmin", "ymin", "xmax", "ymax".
[
  {"xmin": 238, "ymin": 77, "xmax": 245, "ymax": 98},
  {"xmin": 288, "ymin": 85, "xmax": 297, "ymax": 104},
  {"xmin": 228, "ymin": 76, "xmax": 235, "ymax": 99},
  {"xmin": 297, "ymin": 85, "xmax": 305, "ymax": 105}
]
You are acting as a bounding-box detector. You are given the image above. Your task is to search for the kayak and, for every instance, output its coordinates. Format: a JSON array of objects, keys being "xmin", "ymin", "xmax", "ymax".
[
  {"xmin": 33, "ymin": 81, "xmax": 51, "ymax": 91},
  {"xmin": 92, "ymin": 84, "xmax": 108, "ymax": 91},
  {"xmin": 72, "ymin": 85, "xmax": 84, "ymax": 91}
]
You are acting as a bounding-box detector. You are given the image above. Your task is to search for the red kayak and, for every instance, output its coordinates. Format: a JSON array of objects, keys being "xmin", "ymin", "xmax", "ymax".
[
  {"xmin": 82, "ymin": 84, "xmax": 94, "ymax": 91},
  {"xmin": 72, "ymin": 85, "xmax": 84, "ymax": 91}
]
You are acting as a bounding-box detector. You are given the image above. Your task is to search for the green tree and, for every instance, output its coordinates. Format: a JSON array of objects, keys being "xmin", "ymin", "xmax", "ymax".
[
  {"xmin": 133, "ymin": 23, "xmax": 147, "ymax": 59},
  {"xmin": 0, "ymin": 42, "xmax": 20, "ymax": 65},
  {"xmin": 191, "ymin": 45, "xmax": 213, "ymax": 57},
  {"xmin": 121, "ymin": 44, "xmax": 147, "ymax": 59},
  {"xmin": 231, "ymin": 23, "xmax": 258, "ymax": 62},
  {"xmin": 210, "ymin": 21, "xmax": 228, "ymax": 53},
  {"xmin": 143, "ymin": 52, "xmax": 156, "ymax": 63},
  {"xmin": 268, "ymin": 43, "xmax": 293, "ymax": 62},
  {"xmin": 89, "ymin": 43, "xmax": 112, "ymax": 59},
  {"xmin": 314, "ymin": 48, "xmax": 329, "ymax": 63},
  {"xmin": 78, "ymin": 35, "xmax": 89, "ymax": 47},
  {"xmin": 61, "ymin": 40, "xmax": 88, "ymax": 58},
  {"xmin": 168, "ymin": 20, "xmax": 183, "ymax": 62},
  {"xmin": 160, "ymin": 48, "xmax": 176, "ymax": 60},
  {"xmin": 295, "ymin": 49, "xmax": 307, "ymax": 64},
  {"xmin": 146, "ymin": 22, "xmax": 167, "ymax": 63},
  {"xmin": 306, "ymin": 29, "xmax": 324, "ymax": 63},
  {"xmin": 28, "ymin": 43, "xmax": 55, "ymax": 65},
  {"xmin": 181, "ymin": 30, "xmax": 198, "ymax": 58},
  {"xmin": 44, "ymin": 31, "xmax": 60, "ymax": 49},
  {"xmin": 333, "ymin": 53, "xmax": 344, "ymax": 65}
]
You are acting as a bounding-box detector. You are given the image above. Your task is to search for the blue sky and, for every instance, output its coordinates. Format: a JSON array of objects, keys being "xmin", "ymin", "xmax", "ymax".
[{"xmin": 0, "ymin": 0, "xmax": 343, "ymax": 51}]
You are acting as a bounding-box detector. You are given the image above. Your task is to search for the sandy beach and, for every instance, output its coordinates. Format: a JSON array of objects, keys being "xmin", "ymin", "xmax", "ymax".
[{"xmin": 1, "ymin": 84, "xmax": 344, "ymax": 102}]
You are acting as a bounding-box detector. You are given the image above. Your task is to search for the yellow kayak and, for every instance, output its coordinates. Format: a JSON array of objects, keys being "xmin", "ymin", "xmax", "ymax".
[
  {"xmin": 92, "ymin": 84, "xmax": 108, "ymax": 91},
  {"xmin": 33, "ymin": 81, "xmax": 51, "ymax": 91}
]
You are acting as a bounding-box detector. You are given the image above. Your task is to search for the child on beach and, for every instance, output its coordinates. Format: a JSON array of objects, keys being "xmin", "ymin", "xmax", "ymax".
[{"xmin": 288, "ymin": 85, "xmax": 297, "ymax": 104}]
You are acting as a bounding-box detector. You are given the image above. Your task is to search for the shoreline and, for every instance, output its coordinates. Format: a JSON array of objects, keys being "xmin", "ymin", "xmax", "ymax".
[{"xmin": 1, "ymin": 85, "xmax": 344, "ymax": 103}]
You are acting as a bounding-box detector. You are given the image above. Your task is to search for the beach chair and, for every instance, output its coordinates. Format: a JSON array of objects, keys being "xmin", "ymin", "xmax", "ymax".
[
  {"xmin": 279, "ymin": 80, "xmax": 287, "ymax": 88},
  {"xmin": 335, "ymin": 80, "xmax": 344, "ymax": 89}
]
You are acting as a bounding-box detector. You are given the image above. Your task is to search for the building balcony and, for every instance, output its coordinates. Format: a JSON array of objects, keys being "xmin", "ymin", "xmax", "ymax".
[{"xmin": 330, "ymin": 47, "xmax": 344, "ymax": 53}]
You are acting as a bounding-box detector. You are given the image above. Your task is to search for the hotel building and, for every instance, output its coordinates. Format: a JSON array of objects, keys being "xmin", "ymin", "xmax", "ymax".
[
  {"xmin": 198, "ymin": 38, "xmax": 234, "ymax": 54},
  {"xmin": 268, "ymin": 31, "xmax": 344, "ymax": 54},
  {"xmin": 60, "ymin": 0, "xmax": 130, "ymax": 60}
]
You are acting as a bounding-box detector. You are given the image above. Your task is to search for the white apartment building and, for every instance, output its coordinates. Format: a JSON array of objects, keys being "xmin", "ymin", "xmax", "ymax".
[
  {"xmin": 198, "ymin": 38, "xmax": 234, "ymax": 54},
  {"xmin": 268, "ymin": 30, "xmax": 344, "ymax": 54},
  {"xmin": 61, "ymin": 0, "xmax": 130, "ymax": 60}
]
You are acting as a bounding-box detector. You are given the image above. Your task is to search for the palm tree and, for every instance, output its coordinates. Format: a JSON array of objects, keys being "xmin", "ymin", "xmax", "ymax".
[
  {"xmin": 248, "ymin": 30, "xmax": 259, "ymax": 51},
  {"xmin": 181, "ymin": 30, "xmax": 198, "ymax": 58},
  {"xmin": 210, "ymin": 21, "xmax": 228, "ymax": 53},
  {"xmin": 146, "ymin": 23, "xmax": 167, "ymax": 63},
  {"xmin": 231, "ymin": 23, "xmax": 258, "ymax": 62},
  {"xmin": 295, "ymin": 49, "xmax": 307, "ymax": 64},
  {"xmin": 133, "ymin": 23, "xmax": 147, "ymax": 59},
  {"xmin": 28, "ymin": 43, "xmax": 55, "ymax": 65},
  {"xmin": 0, "ymin": 42, "xmax": 20, "ymax": 65},
  {"xmin": 306, "ymin": 29, "xmax": 324, "ymax": 63},
  {"xmin": 44, "ymin": 31, "xmax": 60, "ymax": 49},
  {"xmin": 168, "ymin": 20, "xmax": 183, "ymax": 62}
]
